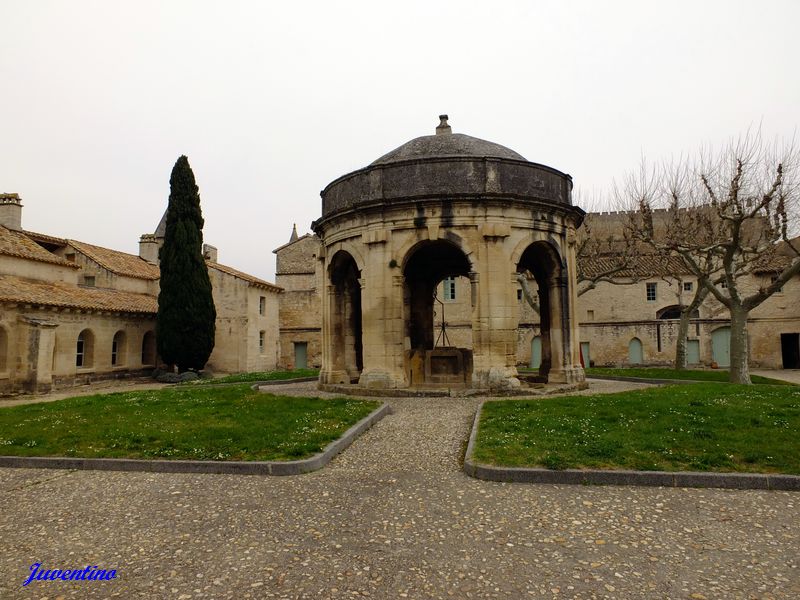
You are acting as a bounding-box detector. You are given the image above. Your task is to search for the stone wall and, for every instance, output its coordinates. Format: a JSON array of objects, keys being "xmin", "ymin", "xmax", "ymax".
[{"xmin": 1, "ymin": 304, "xmax": 156, "ymax": 394}]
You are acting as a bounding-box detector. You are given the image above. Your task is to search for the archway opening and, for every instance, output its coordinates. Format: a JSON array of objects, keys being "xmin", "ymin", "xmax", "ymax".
[
  {"xmin": 403, "ymin": 240, "xmax": 472, "ymax": 387},
  {"xmin": 112, "ymin": 331, "xmax": 127, "ymax": 367},
  {"xmin": 329, "ymin": 251, "xmax": 363, "ymax": 382},
  {"xmin": 76, "ymin": 329, "xmax": 95, "ymax": 368},
  {"xmin": 141, "ymin": 331, "xmax": 156, "ymax": 366},
  {"xmin": 517, "ymin": 241, "xmax": 563, "ymax": 382}
]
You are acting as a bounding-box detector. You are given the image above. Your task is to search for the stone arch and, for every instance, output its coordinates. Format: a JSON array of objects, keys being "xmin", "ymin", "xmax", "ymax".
[
  {"xmin": 326, "ymin": 240, "xmax": 366, "ymax": 275},
  {"xmin": 141, "ymin": 331, "xmax": 156, "ymax": 366},
  {"xmin": 395, "ymin": 230, "xmax": 476, "ymax": 275},
  {"xmin": 657, "ymin": 305, "xmax": 699, "ymax": 319},
  {"xmin": 76, "ymin": 328, "xmax": 95, "ymax": 368},
  {"xmin": 328, "ymin": 250, "xmax": 363, "ymax": 383},
  {"xmin": 510, "ymin": 232, "xmax": 565, "ymax": 271},
  {"xmin": 112, "ymin": 330, "xmax": 127, "ymax": 366},
  {"xmin": 0, "ymin": 325, "xmax": 7, "ymax": 372},
  {"xmin": 516, "ymin": 240, "xmax": 566, "ymax": 382}
]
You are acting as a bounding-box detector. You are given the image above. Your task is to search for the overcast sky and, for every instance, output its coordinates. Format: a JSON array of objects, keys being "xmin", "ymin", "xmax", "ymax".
[{"xmin": 2, "ymin": 1, "xmax": 798, "ymax": 280}]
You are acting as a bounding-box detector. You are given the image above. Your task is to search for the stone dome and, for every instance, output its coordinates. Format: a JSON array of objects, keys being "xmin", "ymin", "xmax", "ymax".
[
  {"xmin": 371, "ymin": 132, "xmax": 526, "ymax": 166},
  {"xmin": 318, "ymin": 115, "xmax": 573, "ymax": 220}
]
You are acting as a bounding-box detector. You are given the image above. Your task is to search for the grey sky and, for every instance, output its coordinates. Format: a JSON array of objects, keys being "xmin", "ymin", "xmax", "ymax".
[{"xmin": 2, "ymin": 0, "xmax": 798, "ymax": 280}]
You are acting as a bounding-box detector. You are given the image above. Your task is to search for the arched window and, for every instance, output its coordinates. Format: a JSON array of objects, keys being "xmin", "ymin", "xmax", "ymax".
[
  {"xmin": 112, "ymin": 331, "xmax": 127, "ymax": 366},
  {"xmin": 141, "ymin": 331, "xmax": 156, "ymax": 366},
  {"xmin": 76, "ymin": 329, "xmax": 95, "ymax": 368},
  {"xmin": 657, "ymin": 305, "xmax": 700, "ymax": 320}
]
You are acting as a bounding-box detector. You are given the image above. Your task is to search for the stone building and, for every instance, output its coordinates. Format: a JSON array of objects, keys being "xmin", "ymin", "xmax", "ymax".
[
  {"xmin": 0, "ymin": 193, "xmax": 281, "ymax": 394},
  {"xmin": 571, "ymin": 212, "xmax": 800, "ymax": 370},
  {"xmin": 279, "ymin": 116, "xmax": 587, "ymax": 391},
  {"xmin": 275, "ymin": 202, "xmax": 800, "ymax": 375},
  {"xmin": 273, "ymin": 226, "xmax": 322, "ymax": 370}
]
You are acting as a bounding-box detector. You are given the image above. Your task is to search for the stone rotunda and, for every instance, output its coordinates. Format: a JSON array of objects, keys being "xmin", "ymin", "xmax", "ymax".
[{"xmin": 312, "ymin": 116, "xmax": 586, "ymax": 391}]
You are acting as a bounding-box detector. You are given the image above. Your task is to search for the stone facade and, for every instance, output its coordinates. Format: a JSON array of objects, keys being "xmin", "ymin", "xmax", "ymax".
[
  {"xmin": 275, "ymin": 210, "xmax": 800, "ymax": 373},
  {"xmin": 273, "ymin": 233, "xmax": 322, "ymax": 370},
  {"xmin": 0, "ymin": 194, "xmax": 282, "ymax": 394}
]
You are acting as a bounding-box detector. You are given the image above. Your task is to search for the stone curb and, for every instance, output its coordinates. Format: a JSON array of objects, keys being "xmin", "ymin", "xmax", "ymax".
[
  {"xmin": 0, "ymin": 402, "xmax": 391, "ymax": 476},
  {"xmin": 463, "ymin": 403, "xmax": 800, "ymax": 491},
  {"xmin": 256, "ymin": 377, "xmax": 319, "ymax": 386},
  {"xmin": 586, "ymin": 375, "xmax": 699, "ymax": 385}
]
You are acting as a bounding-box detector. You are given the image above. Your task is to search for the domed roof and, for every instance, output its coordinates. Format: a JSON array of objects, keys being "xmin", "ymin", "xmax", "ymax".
[{"xmin": 370, "ymin": 116, "xmax": 526, "ymax": 166}]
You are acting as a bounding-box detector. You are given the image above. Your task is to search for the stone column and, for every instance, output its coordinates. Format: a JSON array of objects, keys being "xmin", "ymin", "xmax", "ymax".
[
  {"xmin": 544, "ymin": 274, "xmax": 568, "ymax": 383},
  {"xmin": 471, "ymin": 232, "xmax": 521, "ymax": 391},
  {"xmin": 17, "ymin": 315, "xmax": 58, "ymax": 393},
  {"xmin": 320, "ymin": 282, "xmax": 349, "ymax": 385}
]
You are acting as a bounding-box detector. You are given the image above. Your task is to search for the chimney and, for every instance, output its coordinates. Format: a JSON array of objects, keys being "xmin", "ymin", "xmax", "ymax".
[
  {"xmin": 0, "ymin": 193, "xmax": 23, "ymax": 230},
  {"xmin": 139, "ymin": 234, "xmax": 159, "ymax": 264},
  {"xmin": 435, "ymin": 114, "xmax": 452, "ymax": 136},
  {"xmin": 203, "ymin": 244, "xmax": 218, "ymax": 263}
]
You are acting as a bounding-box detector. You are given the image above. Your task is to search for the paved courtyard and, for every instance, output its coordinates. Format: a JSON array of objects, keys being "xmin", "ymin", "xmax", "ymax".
[{"xmin": 1, "ymin": 380, "xmax": 798, "ymax": 599}]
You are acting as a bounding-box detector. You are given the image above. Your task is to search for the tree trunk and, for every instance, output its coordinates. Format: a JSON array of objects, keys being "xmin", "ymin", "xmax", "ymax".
[
  {"xmin": 729, "ymin": 305, "xmax": 751, "ymax": 384},
  {"xmin": 675, "ymin": 286, "xmax": 708, "ymax": 371},
  {"xmin": 675, "ymin": 314, "xmax": 689, "ymax": 370}
]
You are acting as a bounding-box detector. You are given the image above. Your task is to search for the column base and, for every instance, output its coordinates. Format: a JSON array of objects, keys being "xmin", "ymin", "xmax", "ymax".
[
  {"xmin": 546, "ymin": 366, "xmax": 586, "ymax": 384},
  {"xmin": 358, "ymin": 369, "xmax": 404, "ymax": 389},
  {"xmin": 473, "ymin": 366, "xmax": 522, "ymax": 391},
  {"xmin": 320, "ymin": 369, "xmax": 351, "ymax": 385}
]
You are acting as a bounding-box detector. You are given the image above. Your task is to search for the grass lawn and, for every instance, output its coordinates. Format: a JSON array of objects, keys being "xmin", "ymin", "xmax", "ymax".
[
  {"xmin": 584, "ymin": 367, "xmax": 792, "ymax": 385},
  {"xmin": 0, "ymin": 384, "xmax": 377, "ymax": 461},
  {"xmin": 201, "ymin": 368, "xmax": 319, "ymax": 384},
  {"xmin": 474, "ymin": 384, "xmax": 800, "ymax": 473}
]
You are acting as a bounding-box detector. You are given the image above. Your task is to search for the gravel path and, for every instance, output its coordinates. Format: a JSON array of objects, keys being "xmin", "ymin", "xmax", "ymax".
[{"xmin": 1, "ymin": 380, "xmax": 798, "ymax": 599}]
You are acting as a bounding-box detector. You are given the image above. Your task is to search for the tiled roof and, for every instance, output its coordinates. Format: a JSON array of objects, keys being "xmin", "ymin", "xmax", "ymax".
[
  {"xmin": 0, "ymin": 275, "xmax": 157, "ymax": 314},
  {"xmin": 0, "ymin": 225, "xmax": 79, "ymax": 268},
  {"xmin": 21, "ymin": 229, "xmax": 68, "ymax": 246},
  {"xmin": 579, "ymin": 254, "xmax": 690, "ymax": 279},
  {"xmin": 207, "ymin": 261, "xmax": 283, "ymax": 292},
  {"xmin": 68, "ymin": 240, "xmax": 161, "ymax": 280}
]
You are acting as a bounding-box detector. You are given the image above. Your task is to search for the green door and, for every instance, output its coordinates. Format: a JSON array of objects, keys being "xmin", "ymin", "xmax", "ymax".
[
  {"xmin": 580, "ymin": 342, "xmax": 590, "ymax": 367},
  {"xmin": 530, "ymin": 336, "xmax": 541, "ymax": 369},
  {"xmin": 711, "ymin": 327, "xmax": 731, "ymax": 367},
  {"xmin": 686, "ymin": 339, "xmax": 700, "ymax": 365},
  {"xmin": 628, "ymin": 338, "xmax": 643, "ymax": 364},
  {"xmin": 294, "ymin": 342, "xmax": 308, "ymax": 370}
]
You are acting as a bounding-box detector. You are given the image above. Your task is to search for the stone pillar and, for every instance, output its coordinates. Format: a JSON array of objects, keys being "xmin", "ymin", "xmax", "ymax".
[
  {"xmin": 471, "ymin": 238, "xmax": 521, "ymax": 391},
  {"xmin": 17, "ymin": 315, "xmax": 58, "ymax": 393},
  {"xmin": 562, "ymin": 226, "xmax": 586, "ymax": 383},
  {"xmin": 544, "ymin": 274, "xmax": 568, "ymax": 383},
  {"xmin": 320, "ymin": 282, "xmax": 348, "ymax": 385}
]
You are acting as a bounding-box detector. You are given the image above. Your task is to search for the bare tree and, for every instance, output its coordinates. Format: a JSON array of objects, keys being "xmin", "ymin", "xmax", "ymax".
[{"xmin": 622, "ymin": 133, "xmax": 799, "ymax": 383}]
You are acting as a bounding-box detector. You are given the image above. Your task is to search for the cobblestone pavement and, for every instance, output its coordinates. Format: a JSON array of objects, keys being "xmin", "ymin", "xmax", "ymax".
[{"xmin": 1, "ymin": 381, "xmax": 798, "ymax": 599}]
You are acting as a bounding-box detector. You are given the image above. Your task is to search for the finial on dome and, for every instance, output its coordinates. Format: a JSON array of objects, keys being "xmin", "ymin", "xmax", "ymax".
[{"xmin": 436, "ymin": 114, "xmax": 452, "ymax": 136}]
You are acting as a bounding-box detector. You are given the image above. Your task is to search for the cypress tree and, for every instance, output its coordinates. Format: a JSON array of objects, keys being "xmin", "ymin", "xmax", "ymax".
[{"xmin": 156, "ymin": 155, "xmax": 216, "ymax": 371}]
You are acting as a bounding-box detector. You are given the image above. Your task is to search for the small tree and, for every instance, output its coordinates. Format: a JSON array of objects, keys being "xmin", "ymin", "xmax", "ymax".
[
  {"xmin": 156, "ymin": 155, "xmax": 216, "ymax": 372},
  {"xmin": 623, "ymin": 134, "xmax": 799, "ymax": 383}
]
